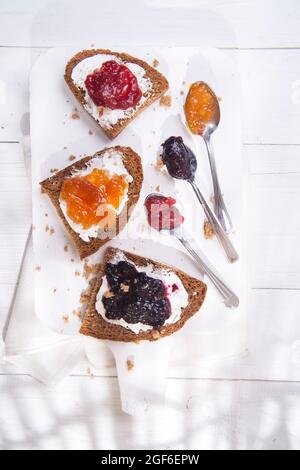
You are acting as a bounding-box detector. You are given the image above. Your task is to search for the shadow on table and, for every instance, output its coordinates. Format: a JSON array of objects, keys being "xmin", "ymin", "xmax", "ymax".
[{"xmin": 0, "ymin": 373, "xmax": 298, "ymax": 450}]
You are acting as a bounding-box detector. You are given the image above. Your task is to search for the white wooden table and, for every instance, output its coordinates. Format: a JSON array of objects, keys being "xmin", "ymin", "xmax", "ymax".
[{"xmin": 1, "ymin": 0, "xmax": 300, "ymax": 450}]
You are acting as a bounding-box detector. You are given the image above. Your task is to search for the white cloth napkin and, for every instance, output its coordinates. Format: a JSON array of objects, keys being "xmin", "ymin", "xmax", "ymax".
[{"xmin": 2, "ymin": 136, "xmax": 85, "ymax": 386}]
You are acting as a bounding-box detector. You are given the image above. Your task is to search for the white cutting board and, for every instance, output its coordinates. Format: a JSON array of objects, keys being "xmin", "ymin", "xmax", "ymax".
[{"xmin": 30, "ymin": 46, "xmax": 246, "ymax": 381}]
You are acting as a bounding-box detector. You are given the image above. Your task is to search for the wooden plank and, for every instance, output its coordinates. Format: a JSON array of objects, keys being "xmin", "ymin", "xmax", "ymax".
[
  {"xmin": 0, "ymin": 374, "xmax": 300, "ymax": 449},
  {"xmin": 0, "ymin": 0, "xmax": 300, "ymax": 49},
  {"xmin": 240, "ymin": 49, "xmax": 300, "ymax": 145},
  {"xmin": 247, "ymin": 144, "xmax": 300, "ymax": 175}
]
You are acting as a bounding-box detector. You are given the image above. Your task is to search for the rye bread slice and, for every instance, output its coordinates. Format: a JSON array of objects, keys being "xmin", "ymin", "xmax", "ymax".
[
  {"xmin": 80, "ymin": 247, "xmax": 207, "ymax": 342},
  {"xmin": 64, "ymin": 49, "xmax": 169, "ymax": 139},
  {"xmin": 40, "ymin": 147, "xmax": 143, "ymax": 259}
]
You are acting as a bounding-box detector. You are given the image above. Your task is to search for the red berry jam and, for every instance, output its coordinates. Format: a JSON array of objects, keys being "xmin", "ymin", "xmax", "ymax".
[
  {"xmin": 145, "ymin": 195, "xmax": 184, "ymax": 231},
  {"xmin": 84, "ymin": 60, "xmax": 142, "ymax": 110}
]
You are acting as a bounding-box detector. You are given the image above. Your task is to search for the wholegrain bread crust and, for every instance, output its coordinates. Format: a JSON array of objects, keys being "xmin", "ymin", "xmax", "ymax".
[
  {"xmin": 64, "ymin": 49, "xmax": 169, "ymax": 139},
  {"xmin": 40, "ymin": 147, "xmax": 143, "ymax": 259},
  {"xmin": 80, "ymin": 247, "xmax": 207, "ymax": 342}
]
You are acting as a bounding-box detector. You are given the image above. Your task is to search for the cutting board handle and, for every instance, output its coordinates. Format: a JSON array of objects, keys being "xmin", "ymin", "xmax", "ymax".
[{"xmin": 106, "ymin": 337, "xmax": 174, "ymax": 416}]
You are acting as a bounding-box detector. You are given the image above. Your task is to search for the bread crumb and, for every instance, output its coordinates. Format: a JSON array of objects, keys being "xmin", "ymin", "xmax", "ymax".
[
  {"xmin": 71, "ymin": 258, "xmax": 75, "ymax": 263},
  {"xmin": 159, "ymin": 95, "xmax": 172, "ymax": 107},
  {"xmin": 63, "ymin": 146, "xmax": 68, "ymax": 149},
  {"xmin": 126, "ymin": 358, "xmax": 135, "ymax": 371},
  {"xmin": 210, "ymin": 194, "xmax": 215, "ymax": 204},
  {"xmin": 71, "ymin": 108, "xmax": 80, "ymax": 120},
  {"xmin": 45, "ymin": 224, "xmax": 49, "ymax": 232},
  {"xmin": 120, "ymin": 283, "xmax": 130, "ymax": 292},
  {"xmin": 88, "ymin": 130, "xmax": 93, "ymax": 135},
  {"xmin": 180, "ymin": 90, "xmax": 184, "ymax": 96},
  {"xmin": 50, "ymin": 168, "xmax": 59, "ymax": 174},
  {"xmin": 49, "ymin": 226, "xmax": 55, "ymax": 235},
  {"xmin": 45, "ymin": 213, "xmax": 48, "ymax": 217},
  {"xmin": 155, "ymin": 156, "xmax": 167, "ymax": 174},
  {"xmin": 75, "ymin": 270, "xmax": 81, "ymax": 277},
  {"xmin": 152, "ymin": 58, "xmax": 159, "ymax": 68},
  {"xmin": 217, "ymin": 96, "xmax": 222, "ymax": 102},
  {"xmin": 182, "ymin": 81, "xmax": 186, "ymax": 85},
  {"xmin": 35, "ymin": 265, "xmax": 41, "ymax": 272},
  {"xmin": 62, "ymin": 315, "xmax": 69, "ymax": 323},
  {"xmin": 72, "ymin": 310, "xmax": 81, "ymax": 318},
  {"xmin": 155, "ymin": 185, "xmax": 160, "ymax": 192},
  {"xmin": 68, "ymin": 154, "xmax": 76, "ymax": 161},
  {"xmin": 64, "ymin": 244, "xmax": 68, "ymax": 252},
  {"xmin": 53, "ymin": 288, "xmax": 57, "ymax": 293},
  {"xmin": 83, "ymin": 261, "xmax": 99, "ymax": 280},
  {"xmin": 204, "ymin": 220, "xmax": 215, "ymax": 240},
  {"xmin": 103, "ymin": 290, "xmax": 114, "ymax": 298}
]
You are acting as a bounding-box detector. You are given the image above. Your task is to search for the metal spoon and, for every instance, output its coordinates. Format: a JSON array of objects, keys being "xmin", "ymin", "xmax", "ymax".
[
  {"xmin": 184, "ymin": 81, "xmax": 232, "ymax": 233},
  {"xmin": 161, "ymin": 137, "xmax": 239, "ymax": 264},
  {"xmin": 144, "ymin": 194, "xmax": 239, "ymax": 309}
]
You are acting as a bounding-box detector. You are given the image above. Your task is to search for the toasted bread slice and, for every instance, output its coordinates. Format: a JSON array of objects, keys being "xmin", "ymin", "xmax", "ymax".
[
  {"xmin": 80, "ymin": 247, "xmax": 207, "ymax": 342},
  {"xmin": 64, "ymin": 49, "xmax": 169, "ymax": 139},
  {"xmin": 40, "ymin": 147, "xmax": 143, "ymax": 259}
]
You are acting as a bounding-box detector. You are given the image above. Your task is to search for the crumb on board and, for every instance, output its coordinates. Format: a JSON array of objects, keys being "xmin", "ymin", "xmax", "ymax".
[
  {"xmin": 210, "ymin": 194, "xmax": 215, "ymax": 204},
  {"xmin": 45, "ymin": 224, "xmax": 49, "ymax": 232},
  {"xmin": 88, "ymin": 130, "xmax": 93, "ymax": 135},
  {"xmin": 71, "ymin": 258, "xmax": 75, "ymax": 263},
  {"xmin": 72, "ymin": 310, "xmax": 81, "ymax": 318},
  {"xmin": 50, "ymin": 168, "xmax": 59, "ymax": 174},
  {"xmin": 45, "ymin": 213, "xmax": 48, "ymax": 217},
  {"xmin": 159, "ymin": 95, "xmax": 172, "ymax": 107},
  {"xmin": 155, "ymin": 156, "xmax": 167, "ymax": 174},
  {"xmin": 49, "ymin": 226, "xmax": 55, "ymax": 235},
  {"xmin": 182, "ymin": 80, "xmax": 186, "ymax": 85},
  {"xmin": 217, "ymin": 96, "xmax": 222, "ymax": 102},
  {"xmin": 180, "ymin": 90, "xmax": 184, "ymax": 96},
  {"xmin": 64, "ymin": 244, "xmax": 68, "ymax": 252},
  {"xmin": 62, "ymin": 315, "xmax": 69, "ymax": 323},
  {"xmin": 75, "ymin": 270, "xmax": 81, "ymax": 277},
  {"xmin": 53, "ymin": 288, "xmax": 57, "ymax": 293},
  {"xmin": 126, "ymin": 358, "xmax": 135, "ymax": 371},
  {"xmin": 83, "ymin": 261, "xmax": 99, "ymax": 280},
  {"xmin": 204, "ymin": 220, "xmax": 215, "ymax": 240},
  {"xmin": 155, "ymin": 185, "xmax": 160, "ymax": 192},
  {"xmin": 71, "ymin": 108, "xmax": 80, "ymax": 120},
  {"xmin": 63, "ymin": 146, "xmax": 68, "ymax": 149},
  {"xmin": 35, "ymin": 265, "xmax": 41, "ymax": 272},
  {"xmin": 68, "ymin": 154, "xmax": 76, "ymax": 161},
  {"xmin": 152, "ymin": 58, "xmax": 159, "ymax": 68}
]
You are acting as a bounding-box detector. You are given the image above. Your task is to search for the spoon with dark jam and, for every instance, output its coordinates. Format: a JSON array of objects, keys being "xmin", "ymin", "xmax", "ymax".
[
  {"xmin": 161, "ymin": 137, "xmax": 239, "ymax": 264},
  {"xmin": 144, "ymin": 193, "xmax": 239, "ymax": 308}
]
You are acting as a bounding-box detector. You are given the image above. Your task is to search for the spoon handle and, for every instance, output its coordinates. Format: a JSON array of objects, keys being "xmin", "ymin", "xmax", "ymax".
[
  {"xmin": 189, "ymin": 181, "xmax": 239, "ymax": 264},
  {"xmin": 176, "ymin": 234, "xmax": 239, "ymax": 309},
  {"xmin": 203, "ymin": 134, "xmax": 233, "ymax": 234}
]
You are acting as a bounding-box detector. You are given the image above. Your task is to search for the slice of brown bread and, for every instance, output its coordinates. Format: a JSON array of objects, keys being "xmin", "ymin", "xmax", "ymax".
[
  {"xmin": 80, "ymin": 247, "xmax": 207, "ymax": 342},
  {"xmin": 64, "ymin": 49, "xmax": 169, "ymax": 139},
  {"xmin": 40, "ymin": 147, "xmax": 143, "ymax": 259}
]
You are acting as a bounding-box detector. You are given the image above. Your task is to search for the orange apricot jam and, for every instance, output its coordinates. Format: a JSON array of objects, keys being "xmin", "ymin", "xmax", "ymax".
[
  {"xmin": 60, "ymin": 168, "xmax": 129, "ymax": 229},
  {"xmin": 184, "ymin": 81, "xmax": 218, "ymax": 135}
]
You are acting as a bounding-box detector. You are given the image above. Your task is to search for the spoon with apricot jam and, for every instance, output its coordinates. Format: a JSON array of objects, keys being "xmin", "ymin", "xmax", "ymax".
[
  {"xmin": 184, "ymin": 81, "xmax": 232, "ymax": 234},
  {"xmin": 161, "ymin": 136, "xmax": 239, "ymax": 264}
]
